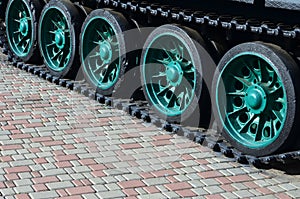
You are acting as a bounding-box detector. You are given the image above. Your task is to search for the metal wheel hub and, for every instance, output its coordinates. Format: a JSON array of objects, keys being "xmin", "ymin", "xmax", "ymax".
[
  {"xmin": 99, "ymin": 40, "xmax": 112, "ymax": 63},
  {"xmin": 19, "ymin": 18, "xmax": 28, "ymax": 36},
  {"xmin": 245, "ymin": 85, "xmax": 267, "ymax": 114},
  {"xmin": 166, "ymin": 61, "xmax": 183, "ymax": 86},
  {"xmin": 54, "ymin": 29, "xmax": 65, "ymax": 49}
]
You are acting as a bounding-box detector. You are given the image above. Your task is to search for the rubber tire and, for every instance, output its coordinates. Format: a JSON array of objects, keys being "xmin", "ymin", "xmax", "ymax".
[
  {"xmin": 5, "ymin": 0, "xmax": 45, "ymax": 63},
  {"xmin": 79, "ymin": 8, "xmax": 132, "ymax": 96},
  {"xmin": 39, "ymin": 0, "xmax": 85, "ymax": 79},
  {"xmin": 212, "ymin": 42, "xmax": 300, "ymax": 156},
  {"xmin": 141, "ymin": 24, "xmax": 216, "ymax": 125}
]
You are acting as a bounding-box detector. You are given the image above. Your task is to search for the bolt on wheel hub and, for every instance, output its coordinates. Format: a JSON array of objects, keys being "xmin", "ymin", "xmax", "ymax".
[
  {"xmin": 99, "ymin": 41, "xmax": 112, "ymax": 62},
  {"xmin": 54, "ymin": 29, "xmax": 65, "ymax": 49},
  {"xmin": 19, "ymin": 18, "xmax": 28, "ymax": 36},
  {"xmin": 245, "ymin": 85, "xmax": 267, "ymax": 114},
  {"xmin": 166, "ymin": 61, "xmax": 183, "ymax": 86}
]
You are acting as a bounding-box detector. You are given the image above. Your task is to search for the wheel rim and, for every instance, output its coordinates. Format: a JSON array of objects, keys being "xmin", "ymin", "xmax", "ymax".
[
  {"xmin": 143, "ymin": 33, "xmax": 197, "ymax": 117},
  {"xmin": 39, "ymin": 7, "xmax": 71, "ymax": 72},
  {"xmin": 6, "ymin": 0, "xmax": 33, "ymax": 57},
  {"xmin": 81, "ymin": 16, "xmax": 120, "ymax": 90},
  {"xmin": 216, "ymin": 52, "xmax": 287, "ymax": 148}
]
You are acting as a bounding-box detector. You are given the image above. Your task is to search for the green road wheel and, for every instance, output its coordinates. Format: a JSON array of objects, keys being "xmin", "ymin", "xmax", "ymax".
[
  {"xmin": 141, "ymin": 24, "xmax": 212, "ymax": 123},
  {"xmin": 80, "ymin": 9, "xmax": 131, "ymax": 95},
  {"xmin": 39, "ymin": 0, "xmax": 85, "ymax": 78},
  {"xmin": 5, "ymin": 0, "xmax": 44, "ymax": 62},
  {"xmin": 213, "ymin": 42, "xmax": 300, "ymax": 156}
]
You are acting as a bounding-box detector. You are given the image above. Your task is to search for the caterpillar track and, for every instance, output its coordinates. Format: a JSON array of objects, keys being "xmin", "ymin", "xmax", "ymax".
[{"xmin": 2, "ymin": 0, "xmax": 300, "ymax": 166}]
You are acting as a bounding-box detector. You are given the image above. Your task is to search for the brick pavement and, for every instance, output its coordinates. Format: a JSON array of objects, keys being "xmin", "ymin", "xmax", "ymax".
[{"xmin": 1, "ymin": 52, "xmax": 300, "ymax": 198}]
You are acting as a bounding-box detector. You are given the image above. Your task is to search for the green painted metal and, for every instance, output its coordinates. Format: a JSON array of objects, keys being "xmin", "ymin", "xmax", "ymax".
[
  {"xmin": 142, "ymin": 33, "xmax": 196, "ymax": 117},
  {"xmin": 81, "ymin": 16, "xmax": 120, "ymax": 90},
  {"xmin": 39, "ymin": 7, "xmax": 72, "ymax": 72},
  {"xmin": 216, "ymin": 52, "xmax": 287, "ymax": 148},
  {"xmin": 6, "ymin": 0, "xmax": 33, "ymax": 58}
]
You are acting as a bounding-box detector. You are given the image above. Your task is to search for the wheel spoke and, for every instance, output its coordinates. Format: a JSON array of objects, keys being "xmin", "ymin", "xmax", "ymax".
[
  {"xmin": 239, "ymin": 114, "xmax": 256, "ymax": 134},
  {"xmin": 227, "ymin": 91, "xmax": 246, "ymax": 96},
  {"xmin": 272, "ymin": 110, "xmax": 283, "ymax": 123},
  {"xmin": 227, "ymin": 106, "xmax": 247, "ymax": 117},
  {"xmin": 254, "ymin": 117, "xmax": 265, "ymax": 141},
  {"xmin": 232, "ymin": 75, "xmax": 251, "ymax": 87}
]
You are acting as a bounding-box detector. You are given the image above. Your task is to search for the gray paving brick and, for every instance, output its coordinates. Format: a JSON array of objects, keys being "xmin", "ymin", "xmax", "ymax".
[
  {"xmin": 286, "ymin": 189, "xmax": 300, "ymax": 198},
  {"xmin": 267, "ymin": 185, "xmax": 285, "ymax": 193},
  {"xmin": 97, "ymin": 190, "xmax": 125, "ymax": 199},
  {"xmin": 233, "ymin": 190, "xmax": 255, "ymax": 198},
  {"xmin": 143, "ymin": 177, "xmax": 169, "ymax": 186},
  {"xmin": 89, "ymin": 178, "xmax": 106, "ymax": 185},
  {"xmin": 72, "ymin": 166, "xmax": 91, "ymax": 173},
  {"xmin": 57, "ymin": 174, "xmax": 73, "ymax": 182},
  {"xmin": 123, "ymin": 174, "xmax": 142, "ymax": 181},
  {"xmin": 138, "ymin": 193, "xmax": 168, "ymax": 199},
  {"xmin": 191, "ymin": 188, "xmax": 209, "ymax": 196},
  {"xmin": 201, "ymin": 179, "xmax": 220, "ymax": 186},
  {"xmin": 203, "ymin": 185, "xmax": 224, "ymax": 194},
  {"xmin": 174, "ymin": 174, "xmax": 190, "ymax": 182},
  {"xmin": 251, "ymin": 195, "xmax": 275, "ymax": 199},
  {"xmin": 105, "ymin": 183, "xmax": 120, "ymax": 191},
  {"xmin": 46, "ymin": 181, "xmax": 74, "ymax": 190},
  {"xmin": 40, "ymin": 168, "xmax": 66, "ymax": 176},
  {"xmin": 14, "ymin": 179, "xmax": 33, "ymax": 186},
  {"xmin": 29, "ymin": 191, "xmax": 59, "ymax": 198},
  {"xmin": 254, "ymin": 179, "xmax": 271, "ymax": 187},
  {"xmin": 279, "ymin": 183, "xmax": 297, "ymax": 191},
  {"xmin": 83, "ymin": 193, "xmax": 100, "ymax": 199},
  {"xmin": 92, "ymin": 184, "xmax": 108, "ymax": 192},
  {"xmin": 0, "ymin": 188, "xmax": 15, "ymax": 196},
  {"xmin": 135, "ymin": 187, "xmax": 147, "ymax": 195},
  {"xmin": 221, "ymin": 192, "xmax": 239, "ymax": 199},
  {"xmin": 14, "ymin": 185, "xmax": 34, "ymax": 194},
  {"xmin": 231, "ymin": 182, "xmax": 248, "ymax": 190}
]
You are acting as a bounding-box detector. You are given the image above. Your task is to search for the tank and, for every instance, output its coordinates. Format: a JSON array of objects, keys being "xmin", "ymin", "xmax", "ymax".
[{"xmin": 2, "ymin": 0, "xmax": 300, "ymax": 157}]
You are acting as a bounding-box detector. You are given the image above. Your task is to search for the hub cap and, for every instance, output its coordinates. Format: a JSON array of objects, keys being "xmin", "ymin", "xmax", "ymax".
[
  {"xmin": 143, "ymin": 33, "xmax": 196, "ymax": 117},
  {"xmin": 81, "ymin": 16, "xmax": 120, "ymax": 90},
  {"xmin": 216, "ymin": 53, "xmax": 287, "ymax": 148},
  {"xmin": 6, "ymin": 0, "xmax": 33, "ymax": 57}
]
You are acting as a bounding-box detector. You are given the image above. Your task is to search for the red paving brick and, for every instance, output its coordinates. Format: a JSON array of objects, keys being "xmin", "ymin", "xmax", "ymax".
[
  {"xmin": 143, "ymin": 186, "xmax": 160, "ymax": 194},
  {"xmin": 118, "ymin": 180, "xmax": 146, "ymax": 189},
  {"xmin": 32, "ymin": 176, "xmax": 59, "ymax": 184},
  {"xmin": 5, "ymin": 166, "xmax": 31, "ymax": 173},
  {"xmin": 66, "ymin": 186, "xmax": 95, "ymax": 195},
  {"xmin": 15, "ymin": 194, "xmax": 31, "ymax": 199},
  {"xmin": 119, "ymin": 143, "xmax": 143, "ymax": 149},
  {"xmin": 33, "ymin": 184, "xmax": 48, "ymax": 191},
  {"xmin": 165, "ymin": 182, "xmax": 192, "ymax": 191},
  {"xmin": 123, "ymin": 188, "xmax": 139, "ymax": 196},
  {"xmin": 151, "ymin": 169, "xmax": 177, "ymax": 177},
  {"xmin": 176, "ymin": 189, "xmax": 197, "ymax": 197},
  {"xmin": 198, "ymin": 170, "xmax": 223, "ymax": 178},
  {"xmin": 228, "ymin": 174, "xmax": 252, "ymax": 183}
]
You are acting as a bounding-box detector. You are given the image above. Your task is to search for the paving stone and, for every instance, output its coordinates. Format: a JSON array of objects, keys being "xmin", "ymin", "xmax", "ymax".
[
  {"xmin": 203, "ymin": 185, "xmax": 224, "ymax": 194},
  {"xmin": 286, "ymin": 189, "xmax": 300, "ymax": 198},
  {"xmin": 14, "ymin": 185, "xmax": 34, "ymax": 194},
  {"xmin": 29, "ymin": 191, "xmax": 59, "ymax": 198},
  {"xmin": 97, "ymin": 190, "xmax": 125, "ymax": 198},
  {"xmin": 46, "ymin": 181, "xmax": 74, "ymax": 190},
  {"xmin": 143, "ymin": 177, "xmax": 169, "ymax": 186}
]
